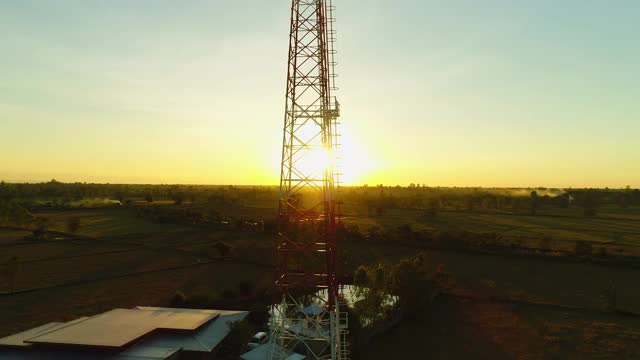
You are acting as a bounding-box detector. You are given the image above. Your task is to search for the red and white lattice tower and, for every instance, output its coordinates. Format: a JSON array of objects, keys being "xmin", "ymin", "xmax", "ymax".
[{"xmin": 269, "ymin": 0, "xmax": 348, "ymax": 359}]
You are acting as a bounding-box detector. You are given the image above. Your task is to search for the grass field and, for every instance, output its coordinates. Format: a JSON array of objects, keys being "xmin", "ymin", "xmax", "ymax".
[
  {"xmin": 344, "ymin": 205, "xmax": 640, "ymax": 244},
  {"xmin": 362, "ymin": 296, "xmax": 640, "ymax": 360},
  {"xmin": 0, "ymin": 207, "xmax": 273, "ymax": 337},
  {"xmin": 40, "ymin": 207, "xmax": 192, "ymax": 237}
]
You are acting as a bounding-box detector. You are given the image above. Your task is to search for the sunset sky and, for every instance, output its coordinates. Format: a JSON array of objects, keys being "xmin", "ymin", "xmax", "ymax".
[{"xmin": 1, "ymin": 1, "xmax": 638, "ymax": 187}]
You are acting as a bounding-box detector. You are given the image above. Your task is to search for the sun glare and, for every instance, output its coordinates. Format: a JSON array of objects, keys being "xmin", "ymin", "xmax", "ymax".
[
  {"xmin": 299, "ymin": 147, "xmax": 333, "ymax": 178},
  {"xmin": 337, "ymin": 126, "xmax": 380, "ymax": 185}
]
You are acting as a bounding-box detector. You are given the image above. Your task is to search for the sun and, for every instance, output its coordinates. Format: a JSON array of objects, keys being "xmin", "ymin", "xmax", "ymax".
[
  {"xmin": 265, "ymin": 123, "xmax": 381, "ymax": 186},
  {"xmin": 300, "ymin": 147, "xmax": 333, "ymax": 178}
]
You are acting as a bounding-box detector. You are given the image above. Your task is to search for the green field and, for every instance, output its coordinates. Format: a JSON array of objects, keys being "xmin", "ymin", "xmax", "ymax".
[{"xmin": 343, "ymin": 205, "xmax": 640, "ymax": 244}]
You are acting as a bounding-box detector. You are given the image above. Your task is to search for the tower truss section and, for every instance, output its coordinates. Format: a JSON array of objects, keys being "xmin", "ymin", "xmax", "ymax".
[{"xmin": 270, "ymin": 0, "xmax": 348, "ymax": 359}]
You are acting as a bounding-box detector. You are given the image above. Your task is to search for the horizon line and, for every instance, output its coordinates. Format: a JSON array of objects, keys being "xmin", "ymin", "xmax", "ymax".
[{"xmin": 0, "ymin": 178, "xmax": 635, "ymax": 190}]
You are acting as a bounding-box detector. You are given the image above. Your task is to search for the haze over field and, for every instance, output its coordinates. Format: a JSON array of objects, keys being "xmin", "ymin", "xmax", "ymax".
[{"xmin": 1, "ymin": 0, "xmax": 638, "ymax": 187}]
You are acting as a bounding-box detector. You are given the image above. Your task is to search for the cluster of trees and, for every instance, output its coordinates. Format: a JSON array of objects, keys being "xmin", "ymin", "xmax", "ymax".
[
  {"xmin": 134, "ymin": 205, "xmax": 267, "ymax": 232},
  {"xmin": 347, "ymin": 254, "xmax": 453, "ymax": 357},
  {"xmin": 136, "ymin": 206, "xmax": 222, "ymax": 225},
  {"xmin": 343, "ymin": 185, "xmax": 639, "ymax": 218},
  {"xmin": 352, "ymin": 254, "xmax": 446, "ymax": 320},
  {"xmin": 2, "ymin": 181, "xmax": 638, "ymax": 216},
  {"xmin": 336, "ymin": 253, "xmax": 454, "ymax": 359},
  {"xmin": 0, "ymin": 180, "xmax": 279, "ymax": 209},
  {"xmin": 0, "ymin": 200, "xmax": 35, "ymax": 228},
  {"xmin": 0, "ymin": 200, "xmax": 83, "ymax": 239}
]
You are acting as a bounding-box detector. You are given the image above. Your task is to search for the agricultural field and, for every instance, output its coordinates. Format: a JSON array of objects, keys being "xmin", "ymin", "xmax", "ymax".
[
  {"xmin": 1, "ymin": 184, "xmax": 639, "ymax": 359},
  {"xmin": 0, "ymin": 207, "xmax": 274, "ymax": 337},
  {"xmin": 363, "ymin": 296, "xmax": 640, "ymax": 360},
  {"xmin": 344, "ymin": 205, "xmax": 640, "ymax": 245}
]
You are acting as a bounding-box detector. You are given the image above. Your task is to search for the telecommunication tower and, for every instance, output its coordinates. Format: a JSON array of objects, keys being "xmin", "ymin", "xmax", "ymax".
[{"xmin": 269, "ymin": 0, "xmax": 348, "ymax": 359}]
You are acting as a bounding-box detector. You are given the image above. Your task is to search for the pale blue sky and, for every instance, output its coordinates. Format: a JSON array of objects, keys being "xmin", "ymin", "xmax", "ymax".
[{"xmin": 1, "ymin": 1, "xmax": 638, "ymax": 187}]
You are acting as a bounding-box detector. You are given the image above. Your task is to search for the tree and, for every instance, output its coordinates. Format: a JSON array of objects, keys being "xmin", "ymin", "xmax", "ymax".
[
  {"xmin": 245, "ymin": 304, "xmax": 270, "ymax": 327},
  {"xmin": 425, "ymin": 198, "xmax": 439, "ymax": 217},
  {"xmin": 583, "ymin": 190, "xmax": 600, "ymax": 217},
  {"xmin": 538, "ymin": 237, "xmax": 552, "ymax": 252},
  {"xmin": 512, "ymin": 198, "xmax": 522, "ymax": 213},
  {"xmin": 235, "ymin": 219, "xmax": 245, "ymax": 231},
  {"xmin": 367, "ymin": 226, "xmax": 384, "ymax": 242},
  {"xmin": 434, "ymin": 263, "xmax": 455, "ymax": 290},
  {"xmin": 388, "ymin": 257, "xmax": 435, "ymax": 316},
  {"xmin": 530, "ymin": 191, "xmax": 539, "ymax": 216},
  {"xmin": 0, "ymin": 181, "xmax": 8, "ymax": 201},
  {"xmin": 352, "ymin": 264, "xmax": 390, "ymax": 324},
  {"xmin": 353, "ymin": 254, "xmax": 438, "ymax": 322},
  {"xmin": 214, "ymin": 241, "xmax": 232, "ymax": 257},
  {"xmin": 617, "ymin": 193, "xmax": 630, "ymax": 209},
  {"xmin": 353, "ymin": 266, "xmax": 369, "ymax": 288},
  {"xmin": 11, "ymin": 205, "xmax": 32, "ymax": 229},
  {"xmin": 66, "ymin": 217, "xmax": 80, "ymax": 234},
  {"xmin": 496, "ymin": 196, "xmax": 503, "ymax": 210},
  {"xmin": 207, "ymin": 207, "xmax": 221, "ymax": 222},
  {"xmin": 237, "ymin": 281, "xmax": 254, "ymax": 297},
  {"xmin": 574, "ymin": 241, "xmax": 593, "ymax": 257},
  {"xmin": 32, "ymin": 217, "xmax": 49, "ymax": 239},
  {"xmin": 172, "ymin": 193, "xmax": 184, "ymax": 205},
  {"xmin": 0, "ymin": 202, "xmax": 8, "ymax": 226},
  {"xmin": 169, "ymin": 290, "xmax": 187, "ymax": 307},
  {"xmin": 396, "ymin": 224, "xmax": 413, "ymax": 240},
  {"xmin": 221, "ymin": 320, "xmax": 253, "ymax": 357}
]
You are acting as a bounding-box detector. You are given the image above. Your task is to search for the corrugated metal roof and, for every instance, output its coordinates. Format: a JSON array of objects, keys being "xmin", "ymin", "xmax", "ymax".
[
  {"xmin": 133, "ymin": 307, "xmax": 249, "ymax": 352},
  {"xmin": 119, "ymin": 345, "xmax": 181, "ymax": 359},
  {"xmin": 240, "ymin": 343, "xmax": 306, "ymax": 360},
  {"xmin": 285, "ymin": 321, "xmax": 328, "ymax": 339},
  {"xmin": 0, "ymin": 323, "xmax": 62, "ymax": 348},
  {"xmin": 0, "ymin": 318, "xmax": 89, "ymax": 348},
  {"xmin": 301, "ymin": 305, "xmax": 324, "ymax": 316},
  {"xmin": 0, "ymin": 346, "xmax": 180, "ymax": 360},
  {"xmin": 0, "ymin": 307, "xmax": 248, "ymax": 360},
  {"xmin": 25, "ymin": 308, "xmax": 218, "ymax": 349}
]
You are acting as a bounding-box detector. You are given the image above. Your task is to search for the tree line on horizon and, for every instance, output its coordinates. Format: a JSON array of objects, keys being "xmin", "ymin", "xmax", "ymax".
[{"xmin": 1, "ymin": 180, "xmax": 638, "ymax": 215}]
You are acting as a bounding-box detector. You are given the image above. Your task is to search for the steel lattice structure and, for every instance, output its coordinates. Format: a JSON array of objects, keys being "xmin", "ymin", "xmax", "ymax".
[{"xmin": 270, "ymin": 0, "xmax": 348, "ymax": 359}]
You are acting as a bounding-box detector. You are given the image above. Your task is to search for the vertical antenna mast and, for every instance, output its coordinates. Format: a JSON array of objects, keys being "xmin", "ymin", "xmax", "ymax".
[{"xmin": 270, "ymin": 0, "xmax": 348, "ymax": 359}]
